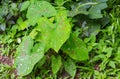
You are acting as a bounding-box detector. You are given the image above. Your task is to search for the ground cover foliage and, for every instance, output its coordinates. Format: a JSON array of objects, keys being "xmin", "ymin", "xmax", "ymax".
[{"xmin": 0, "ymin": 0, "xmax": 120, "ymax": 79}]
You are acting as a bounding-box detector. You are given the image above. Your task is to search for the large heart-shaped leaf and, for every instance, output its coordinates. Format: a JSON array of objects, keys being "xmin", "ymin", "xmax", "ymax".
[
  {"xmin": 15, "ymin": 36, "xmax": 44, "ymax": 76},
  {"xmin": 62, "ymin": 30, "xmax": 89, "ymax": 61},
  {"xmin": 36, "ymin": 10, "xmax": 71, "ymax": 52},
  {"xmin": 27, "ymin": 1, "xmax": 56, "ymax": 25}
]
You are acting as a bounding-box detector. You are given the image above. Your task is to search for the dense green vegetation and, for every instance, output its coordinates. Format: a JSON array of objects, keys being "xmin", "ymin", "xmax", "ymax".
[{"xmin": 0, "ymin": 0, "xmax": 120, "ymax": 79}]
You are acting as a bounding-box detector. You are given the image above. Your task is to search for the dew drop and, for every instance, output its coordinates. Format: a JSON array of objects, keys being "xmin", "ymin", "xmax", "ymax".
[
  {"xmin": 20, "ymin": 64, "xmax": 22, "ymax": 67},
  {"xmin": 68, "ymin": 48, "xmax": 70, "ymax": 50},
  {"xmin": 27, "ymin": 67, "xmax": 29, "ymax": 70}
]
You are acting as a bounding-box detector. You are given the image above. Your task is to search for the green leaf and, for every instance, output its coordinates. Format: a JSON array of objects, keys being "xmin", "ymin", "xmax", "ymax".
[
  {"xmin": 15, "ymin": 36, "xmax": 44, "ymax": 76},
  {"xmin": 69, "ymin": 2, "xmax": 97, "ymax": 17},
  {"xmin": 37, "ymin": 10, "xmax": 71, "ymax": 52},
  {"xmin": 36, "ymin": 17, "xmax": 54, "ymax": 51},
  {"xmin": 88, "ymin": 1, "xmax": 108, "ymax": 19},
  {"xmin": 51, "ymin": 55, "xmax": 62, "ymax": 74},
  {"xmin": 62, "ymin": 30, "xmax": 89, "ymax": 61},
  {"xmin": 20, "ymin": 1, "xmax": 30, "ymax": 11},
  {"xmin": 10, "ymin": 25, "xmax": 17, "ymax": 38},
  {"xmin": 17, "ymin": 17, "xmax": 29, "ymax": 30},
  {"xmin": 30, "ymin": 43, "xmax": 45, "ymax": 67},
  {"xmin": 109, "ymin": 61, "xmax": 116, "ymax": 69},
  {"xmin": 16, "ymin": 36, "xmax": 34, "ymax": 55},
  {"xmin": 51, "ymin": 10, "xmax": 71, "ymax": 52},
  {"xmin": 97, "ymin": 0, "xmax": 108, "ymax": 2},
  {"xmin": 64, "ymin": 58, "xmax": 76, "ymax": 78},
  {"xmin": 83, "ymin": 21, "xmax": 100, "ymax": 36},
  {"xmin": 29, "ymin": 28, "xmax": 38, "ymax": 39},
  {"xmin": 17, "ymin": 17, "xmax": 23, "ymax": 25},
  {"xmin": 27, "ymin": 1, "xmax": 56, "ymax": 25},
  {"xmin": 114, "ymin": 47, "xmax": 120, "ymax": 63},
  {"xmin": 55, "ymin": 0, "xmax": 64, "ymax": 6},
  {"xmin": 19, "ymin": 20, "xmax": 29, "ymax": 30},
  {"xmin": 0, "ymin": 23, "xmax": 6, "ymax": 31},
  {"xmin": 37, "ymin": 56, "xmax": 46, "ymax": 69}
]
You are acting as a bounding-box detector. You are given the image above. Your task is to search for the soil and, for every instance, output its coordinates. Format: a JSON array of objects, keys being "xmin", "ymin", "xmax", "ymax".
[
  {"xmin": 0, "ymin": 44, "xmax": 13, "ymax": 66},
  {"xmin": 0, "ymin": 55, "xmax": 13, "ymax": 66},
  {"xmin": 0, "ymin": 44, "xmax": 18, "ymax": 78}
]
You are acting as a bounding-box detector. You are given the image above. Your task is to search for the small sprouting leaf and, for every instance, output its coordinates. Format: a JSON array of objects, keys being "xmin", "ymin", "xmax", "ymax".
[
  {"xmin": 17, "ymin": 17, "xmax": 29, "ymax": 30},
  {"xmin": 62, "ymin": 30, "xmax": 89, "ymax": 61},
  {"xmin": 64, "ymin": 58, "xmax": 76, "ymax": 78},
  {"xmin": 0, "ymin": 23, "xmax": 6, "ymax": 31},
  {"xmin": 19, "ymin": 20, "xmax": 29, "ymax": 30},
  {"xmin": 51, "ymin": 55, "xmax": 62, "ymax": 74},
  {"xmin": 10, "ymin": 25, "xmax": 18, "ymax": 38},
  {"xmin": 15, "ymin": 36, "xmax": 45, "ymax": 76},
  {"xmin": 20, "ymin": 1, "xmax": 30, "ymax": 11},
  {"xmin": 114, "ymin": 47, "xmax": 120, "ymax": 63},
  {"xmin": 27, "ymin": 1, "xmax": 56, "ymax": 25},
  {"xmin": 55, "ymin": 0, "xmax": 64, "ymax": 6},
  {"xmin": 17, "ymin": 17, "xmax": 23, "ymax": 25},
  {"xmin": 37, "ymin": 56, "xmax": 46, "ymax": 69},
  {"xmin": 29, "ymin": 28, "xmax": 38, "ymax": 39},
  {"xmin": 109, "ymin": 61, "xmax": 116, "ymax": 69}
]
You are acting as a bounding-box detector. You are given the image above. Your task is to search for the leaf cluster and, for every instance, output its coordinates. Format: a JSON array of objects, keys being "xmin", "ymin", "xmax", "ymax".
[{"xmin": 0, "ymin": 0, "xmax": 120, "ymax": 79}]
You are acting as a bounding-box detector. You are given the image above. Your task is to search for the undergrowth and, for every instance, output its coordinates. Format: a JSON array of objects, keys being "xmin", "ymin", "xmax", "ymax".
[{"xmin": 0, "ymin": 0, "xmax": 120, "ymax": 79}]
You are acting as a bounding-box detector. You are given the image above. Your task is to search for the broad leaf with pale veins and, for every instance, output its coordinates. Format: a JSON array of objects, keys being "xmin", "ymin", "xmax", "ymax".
[
  {"xmin": 62, "ymin": 30, "xmax": 89, "ymax": 61},
  {"xmin": 88, "ymin": 0, "xmax": 108, "ymax": 19},
  {"xmin": 36, "ymin": 10, "xmax": 71, "ymax": 52},
  {"xmin": 27, "ymin": 1, "xmax": 56, "ymax": 25},
  {"xmin": 15, "ymin": 36, "xmax": 44, "ymax": 76}
]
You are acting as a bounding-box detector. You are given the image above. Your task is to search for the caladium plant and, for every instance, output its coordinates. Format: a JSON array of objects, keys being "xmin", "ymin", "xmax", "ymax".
[
  {"xmin": 15, "ymin": 1, "xmax": 72, "ymax": 76},
  {"xmin": 14, "ymin": 0, "xmax": 108, "ymax": 77}
]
